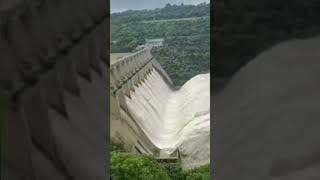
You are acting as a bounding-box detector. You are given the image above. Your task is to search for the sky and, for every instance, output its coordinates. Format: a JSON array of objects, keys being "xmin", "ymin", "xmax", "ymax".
[{"xmin": 111, "ymin": 0, "xmax": 210, "ymax": 13}]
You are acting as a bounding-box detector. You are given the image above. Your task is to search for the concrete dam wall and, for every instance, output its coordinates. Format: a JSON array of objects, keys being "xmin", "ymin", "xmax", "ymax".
[
  {"xmin": 1, "ymin": 0, "xmax": 109, "ymax": 179},
  {"xmin": 110, "ymin": 47, "xmax": 210, "ymax": 169}
]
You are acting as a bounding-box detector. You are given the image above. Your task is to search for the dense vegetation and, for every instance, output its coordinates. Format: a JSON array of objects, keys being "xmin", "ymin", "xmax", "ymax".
[
  {"xmin": 111, "ymin": 143, "xmax": 210, "ymax": 180},
  {"xmin": 184, "ymin": 165, "xmax": 210, "ymax": 180},
  {"xmin": 111, "ymin": 3, "xmax": 209, "ymax": 24},
  {"xmin": 111, "ymin": 3, "xmax": 210, "ymax": 86},
  {"xmin": 152, "ymin": 35, "xmax": 210, "ymax": 85},
  {"xmin": 213, "ymin": 0, "xmax": 320, "ymax": 78},
  {"xmin": 111, "ymin": 153, "xmax": 171, "ymax": 180},
  {"xmin": 111, "ymin": 18, "xmax": 209, "ymax": 53}
]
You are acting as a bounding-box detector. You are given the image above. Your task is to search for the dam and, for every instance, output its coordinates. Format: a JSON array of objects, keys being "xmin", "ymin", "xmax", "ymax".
[
  {"xmin": 110, "ymin": 47, "xmax": 210, "ymax": 169},
  {"xmin": 1, "ymin": 0, "xmax": 210, "ymax": 178}
]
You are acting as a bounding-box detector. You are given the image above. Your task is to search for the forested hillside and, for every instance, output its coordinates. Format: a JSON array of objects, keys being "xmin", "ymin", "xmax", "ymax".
[
  {"xmin": 111, "ymin": 3, "xmax": 209, "ymax": 24},
  {"xmin": 152, "ymin": 34, "xmax": 210, "ymax": 86},
  {"xmin": 111, "ymin": 3, "xmax": 210, "ymax": 86}
]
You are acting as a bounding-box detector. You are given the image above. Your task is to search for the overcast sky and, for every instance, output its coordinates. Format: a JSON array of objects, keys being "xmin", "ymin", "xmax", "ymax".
[{"xmin": 111, "ymin": 0, "xmax": 210, "ymax": 13}]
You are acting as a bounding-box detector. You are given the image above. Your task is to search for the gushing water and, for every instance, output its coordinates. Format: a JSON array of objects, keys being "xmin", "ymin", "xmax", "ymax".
[{"xmin": 125, "ymin": 68, "xmax": 210, "ymax": 169}]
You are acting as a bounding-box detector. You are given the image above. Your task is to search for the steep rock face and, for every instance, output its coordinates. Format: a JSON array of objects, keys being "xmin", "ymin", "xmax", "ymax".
[{"xmin": 214, "ymin": 36, "xmax": 320, "ymax": 180}]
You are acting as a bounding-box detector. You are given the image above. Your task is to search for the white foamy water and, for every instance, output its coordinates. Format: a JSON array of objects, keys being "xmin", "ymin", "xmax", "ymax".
[{"xmin": 125, "ymin": 68, "xmax": 210, "ymax": 169}]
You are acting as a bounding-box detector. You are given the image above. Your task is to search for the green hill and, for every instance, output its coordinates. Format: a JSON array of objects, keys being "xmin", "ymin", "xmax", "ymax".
[{"xmin": 111, "ymin": 3, "xmax": 210, "ymax": 86}]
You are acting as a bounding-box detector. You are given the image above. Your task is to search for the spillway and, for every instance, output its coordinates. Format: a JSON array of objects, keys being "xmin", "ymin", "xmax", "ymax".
[{"xmin": 125, "ymin": 68, "xmax": 210, "ymax": 169}]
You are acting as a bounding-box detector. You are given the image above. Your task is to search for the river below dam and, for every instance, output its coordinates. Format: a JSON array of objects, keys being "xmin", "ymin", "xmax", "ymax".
[{"xmin": 125, "ymin": 69, "xmax": 210, "ymax": 169}]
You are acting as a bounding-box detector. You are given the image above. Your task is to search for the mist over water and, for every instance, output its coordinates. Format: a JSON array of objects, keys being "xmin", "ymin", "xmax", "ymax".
[{"xmin": 125, "ymin": 68, "xmax": 210, "ymax": 169}]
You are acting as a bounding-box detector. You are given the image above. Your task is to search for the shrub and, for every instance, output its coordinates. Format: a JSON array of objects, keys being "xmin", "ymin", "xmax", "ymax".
[
  {"xmin": 111, "ymin": 143, "xmax": 126, "ymax": 153},
  {"xmin": 111, "ymin": 152, "xmax": 171, "ymax": 180},
  {"xmin": 184, "ymin": 164, "xmax": 210, "ymax": 180},
  {"xmin": 110, "ymin": 142, "xmax": 210, "ymax": 180},
  {"xmin": 163, "ymin": 163, "xmax": 185, "ymax": 180}
]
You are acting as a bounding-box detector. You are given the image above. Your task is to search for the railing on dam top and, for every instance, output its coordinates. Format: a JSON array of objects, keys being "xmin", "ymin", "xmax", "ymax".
[{"xmin": 110, "ymin": 47, "xmax": 153, "ymax": 93}]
